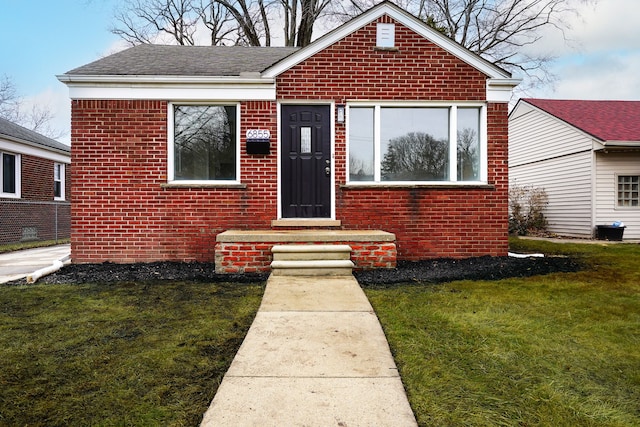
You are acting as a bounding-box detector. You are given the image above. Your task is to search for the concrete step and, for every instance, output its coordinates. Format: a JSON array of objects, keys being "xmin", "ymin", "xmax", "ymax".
[
  {"xmin": 270, "ymin": 260, "xmax": 355, "ymax": 276},
  {"xmin": 271, "ymin": 245, "xmax": 354, "ymax": 276},
  {"xmin": 271, "ymin": 244, "xmax": 352, "ymax": 261}
]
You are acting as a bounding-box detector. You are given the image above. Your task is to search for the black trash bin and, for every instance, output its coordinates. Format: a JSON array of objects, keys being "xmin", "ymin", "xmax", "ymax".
[{"xmin": 595, "ymin": 225, "xmax": 625, "ymax": 241}]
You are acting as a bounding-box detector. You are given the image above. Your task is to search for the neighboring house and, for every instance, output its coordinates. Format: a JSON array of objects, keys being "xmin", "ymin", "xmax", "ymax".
[
  {"xmin": 509, "ymin": 98, "xmax": 640, "ymax": 240},
  {"xmin": 0, "ymin": 117, "xmax": 71, "ymax": 244},
  {"xmin": 58, "ymin": 2, "xmax": 519, "ymax": 270}
]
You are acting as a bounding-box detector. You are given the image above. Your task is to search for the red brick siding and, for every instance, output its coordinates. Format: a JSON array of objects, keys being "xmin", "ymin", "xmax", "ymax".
[
  {"xmin": 70, "ymin": 16, "xmax": 510, "ymax": 263},
  {"xmin": 277, "ymin": 17, "xmax": 486, "ymax": 102},
  {"xmin": 277, "ymin": 17, "xmax": 509, "ymax": 259},
  {"xmin": 71, "ymin": 100, "xmax": 281, "ymax": 263},
  {"xmin": 0, "ymin": 155, "xmax": 71, "ymax": 244}
]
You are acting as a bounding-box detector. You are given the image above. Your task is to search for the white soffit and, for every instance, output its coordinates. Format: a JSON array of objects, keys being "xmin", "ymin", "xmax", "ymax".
[
  {"xmin": 57, "ymin": 75, "xmax": 277, "ymax": 101},
  {"xmin": 1, "ymin": 138, "xmax": 70, "ymax": 163}
]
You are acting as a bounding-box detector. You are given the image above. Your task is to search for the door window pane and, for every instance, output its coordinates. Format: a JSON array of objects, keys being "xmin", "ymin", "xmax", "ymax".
[
  {"xmin": 173, "ymin": 105, "xmax": 237, "ymax": 180},
  {"xmin": 348, "ymin": 107, "xmax": 374, "ymax": 181},
  {"xmin": 300, "ymin": 127, "xmax": 312, "ymax": 153},
  {"xmin": 457, "ymin": 108, "xmax": 481, "ymax": 181},
  {"xmin": 380, "ymin": 107, "xmax": 449, "ymax": 181}
]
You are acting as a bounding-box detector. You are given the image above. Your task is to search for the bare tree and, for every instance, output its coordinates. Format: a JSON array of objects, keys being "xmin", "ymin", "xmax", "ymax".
[
  {"xmin": 111, "ymin": 0, "xmax": 200, "ymax": 45},
  {"xmin": 111, "ymin": 0, "xmax": 331, "ymax": 47},
  {"xmin": 0, "ymin": 75, "xmax": 66, "ymax": 140},
  {"xmin": 333, "ymin": 0, "xmax": 598, "ymax": 90},
  {"xmin": 196, "ymin": 1, "xmax": 238, "ymax": 45},
  {"xmin": 215, "ymin": 0, "xmax": 272, "ymax": 45},
  {"xmin": 0, "ymin": 75, "xmax": 20, "ymax": 123}
]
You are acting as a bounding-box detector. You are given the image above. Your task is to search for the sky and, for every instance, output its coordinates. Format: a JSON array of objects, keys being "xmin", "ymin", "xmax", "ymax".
[{"xmin": 1, "ymin": 0, "xmax": 639, "ymax": 145}]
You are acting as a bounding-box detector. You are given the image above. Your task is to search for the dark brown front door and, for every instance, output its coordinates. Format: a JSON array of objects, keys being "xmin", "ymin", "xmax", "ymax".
[{"xmin": 281, "ymin": 105, "xmax": 331, "ymax": 218}]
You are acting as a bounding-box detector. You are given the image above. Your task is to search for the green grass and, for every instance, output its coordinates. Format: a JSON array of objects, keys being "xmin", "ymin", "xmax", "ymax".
[
  {"xmin": 367, "ymin": 238, "xmax": 640, "ymax": 426},
  {"xmin": 0, "ymin": 238, "xmax": 70, "ymax": 254},
  {"xmin": 0, "ymin": 281, "xmax": 264, "ymax": 426}
]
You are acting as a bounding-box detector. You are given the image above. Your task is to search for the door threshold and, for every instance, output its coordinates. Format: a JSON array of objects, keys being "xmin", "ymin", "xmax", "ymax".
[{"xmin": 271, "ymin": 219, "xmax": 341, "ymax": 227}]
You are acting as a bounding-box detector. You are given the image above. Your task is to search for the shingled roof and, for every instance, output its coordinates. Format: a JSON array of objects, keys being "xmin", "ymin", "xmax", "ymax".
[
  {"xmin": 523, "ymin": 98, "xmax": 640, "ymax": 143},
  {"xmin": 65, "ymin": 44, "xmax": 300, "ymax": 77},
  {"xmin": 0, "ymin": 117, "xmax": 69, "ymax": 154}
]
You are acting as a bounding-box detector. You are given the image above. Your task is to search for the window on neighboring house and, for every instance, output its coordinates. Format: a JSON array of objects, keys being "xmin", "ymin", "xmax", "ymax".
[
  {"xmin": 54, "ymin": 163, "xmax": 65, "ymax": 200},
  {"xmin": 347, "ymin": 104, "xmax": 485, "ymax": 183},
  {"xmin": 169, "ymin": 104, "xmax": 239, "ymax": 183},
  {"xmin": 1, "ymin": 151, "xmax": 20, "ymax": 198},
  {"xmin": 618, "ymin": 175, "xmax": 639, "ymax": 207}
]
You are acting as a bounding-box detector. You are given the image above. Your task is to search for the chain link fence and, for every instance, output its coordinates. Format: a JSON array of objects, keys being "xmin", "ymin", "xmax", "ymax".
[{"xmin": 0, "ymin": 200, "xmax": 71, "ymax": 245}]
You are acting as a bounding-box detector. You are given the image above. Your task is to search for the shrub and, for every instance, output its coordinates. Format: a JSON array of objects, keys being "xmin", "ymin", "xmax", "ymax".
[{"xmin": 509, "ymin": 183, "xmax": 549, "ymax": 235}]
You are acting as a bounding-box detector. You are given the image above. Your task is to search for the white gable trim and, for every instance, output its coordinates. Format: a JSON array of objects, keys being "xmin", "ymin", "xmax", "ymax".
[{"xmin": 263, "ymin": 2, "xmax": 514, "ymax": 81}]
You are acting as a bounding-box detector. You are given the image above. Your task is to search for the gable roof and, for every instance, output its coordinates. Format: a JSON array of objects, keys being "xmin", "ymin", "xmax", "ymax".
[
  {"xmin": 66, "ymin": 45, "xmax": 299, "ymax": 77},
  {"xmin": 263, "ymin": 1, "xmax": 512, "ymax": 80},
  {"xmin": 0, "ymin": 117, "xmax": 70, "ymax": 154},
  {"xmin": 521, "ymin": 98, "xmax": 640, "ymax": 143},
  {"xmin": 58, "ymin": 1, "xmax": 519, "ymax": 102}
]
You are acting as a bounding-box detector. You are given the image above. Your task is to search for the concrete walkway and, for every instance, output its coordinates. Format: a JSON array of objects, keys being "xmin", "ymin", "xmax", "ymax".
[
  {"xmin": 0, "ymin": 244, "xmax": 70, "ymax": 284},
  {"xmin": 201, "ymin": 275, "xmax": 418, "ymax": 426}
]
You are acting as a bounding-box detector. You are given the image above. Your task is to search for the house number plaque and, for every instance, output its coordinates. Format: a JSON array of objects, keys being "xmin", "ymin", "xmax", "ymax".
[
  {"xmin": 246, "ymin": 129, "xmax": 271, "ymax": 154},
  {"xmin": 246, "ymin": 129, "xmax": 271, "ymax": 140}
]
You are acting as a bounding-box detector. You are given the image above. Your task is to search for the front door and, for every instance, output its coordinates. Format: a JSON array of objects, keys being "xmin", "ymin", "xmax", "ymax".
[{"xmin": 281, "ymin": 105, "xmax": 331, "ymax": 218}]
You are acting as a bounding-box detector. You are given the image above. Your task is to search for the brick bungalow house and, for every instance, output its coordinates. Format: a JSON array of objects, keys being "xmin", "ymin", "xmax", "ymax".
[
  {"xmin": 0, "ymin": 117, "xmax": 71, "ymax": 244},
  {"xmin": 58, "ymin": 2, "xmax": 519, "ymax": 272}
]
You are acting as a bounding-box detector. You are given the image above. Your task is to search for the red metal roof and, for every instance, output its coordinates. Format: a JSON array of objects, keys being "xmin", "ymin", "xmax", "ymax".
[{"xmin": 523, "ymin": 98, "xmax": 640, "ymax": 142}]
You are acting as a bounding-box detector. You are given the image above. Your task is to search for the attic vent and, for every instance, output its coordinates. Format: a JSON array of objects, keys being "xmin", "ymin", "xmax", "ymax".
[{"xmin": 376, "ymin": 23, "xmax": 395, "ymax": 48}]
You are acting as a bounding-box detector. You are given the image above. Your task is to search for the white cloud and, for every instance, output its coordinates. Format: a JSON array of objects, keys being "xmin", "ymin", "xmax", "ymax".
[
  {"xmin": 541, "ymin": 51, "xmax": 640, "ymax": 100},
  {"xmin": 523, "ymin": 0, "xmax": 640, "ymax": 100}
]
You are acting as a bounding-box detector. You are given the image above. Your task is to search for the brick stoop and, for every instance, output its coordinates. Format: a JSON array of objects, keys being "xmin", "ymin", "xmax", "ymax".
[{"xmin": 214, "ymin": 230, "xmax": 396, "ymax": 274}]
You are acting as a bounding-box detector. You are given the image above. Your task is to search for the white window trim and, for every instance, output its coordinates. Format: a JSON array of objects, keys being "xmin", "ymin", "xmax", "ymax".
[
  {"xmin": 54, "ymin": 163, "xmax": 65, "ymax": 201},
  {"xmin": 346, "ymin": 102, "xmax": 488, "ymax": 186},
  {"xmin": 167, "ymin": 102, "xmax": 242, "ymax": 186},
  {"xmin": 1, "ymin": 151, "xmax": 21, "ymax": 199}
]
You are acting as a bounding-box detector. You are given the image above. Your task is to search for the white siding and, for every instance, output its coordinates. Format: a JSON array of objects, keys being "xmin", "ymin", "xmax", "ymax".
[
  {"xmin": 510, "ymin": 151, "xmax": 593, "ymax": 237},
  {"xmin": 509, "ymin": 104, "xmax": 593, "ymax": 167},
  {"xmin": 595, "ymin": 152, "xmax": 640, "ymax": 240}
]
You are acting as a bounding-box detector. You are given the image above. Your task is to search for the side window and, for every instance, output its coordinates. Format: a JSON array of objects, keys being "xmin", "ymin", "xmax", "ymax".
[
  {"xmin": 1, "ymin": 151, "xmax": 20, "ymax": 198},
  {"xmin": 617, "ymin": 175, "xmax": 639, "ymax": 207},
  {"xmin": 54, "ymin": 163, "xmax": 65, "ymax": 200},
  {"xmin": 170, "ymin": 104, "xmax": 239, "ymax": 183}
]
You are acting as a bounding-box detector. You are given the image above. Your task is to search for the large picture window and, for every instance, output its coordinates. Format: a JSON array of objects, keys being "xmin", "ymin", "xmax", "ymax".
[
  {"xmin": 348, "ymin": 104, "xmax": 485, "ymax": 184},
  {"xmin": 170, "ymin": 104, "xmax": 239, "ymax": 183},
  {"xmin": 1, "ymin": 151, "xmax": 20, "ymax": 198}
]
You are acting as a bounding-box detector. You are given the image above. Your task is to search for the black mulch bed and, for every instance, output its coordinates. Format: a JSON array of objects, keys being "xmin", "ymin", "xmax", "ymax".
[
  {"xmin": 10, "ymin": 255, "xmax": 583, "ymax": 286},
  {"xmin": 355, "ymin": 255, "xmax": 583, "ymax": 288}
]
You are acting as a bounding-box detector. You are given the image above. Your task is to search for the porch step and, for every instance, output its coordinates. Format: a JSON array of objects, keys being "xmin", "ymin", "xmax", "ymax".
[{"xmin": 270, "ymin": 245, "xmax": 354, "ymax": 276}]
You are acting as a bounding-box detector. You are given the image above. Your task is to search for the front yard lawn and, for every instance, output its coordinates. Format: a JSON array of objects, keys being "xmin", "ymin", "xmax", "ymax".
[
  {"xmin": 0, "ymin": 281, "xmax": 264, "ymax": 426},
  {"xmin": 366, "ymin": 239, "xmax": 640, "ymax": 426},
  {"xmin": 1, "ymin": 239, "xmax": 638, "ymax": 426}
]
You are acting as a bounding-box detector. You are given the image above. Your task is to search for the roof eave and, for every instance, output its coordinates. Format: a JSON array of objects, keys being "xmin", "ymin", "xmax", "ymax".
[
  {"xmin": 602, "ymin": 140, "xmax": 640, "ymax": 147},
  {"xmin": 57, "ymin": 73, "xmax": 273, "ymax": 85},
  {"xmin": 0, "ymin": 133, "xmax": 70, "ymax": 156}
]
